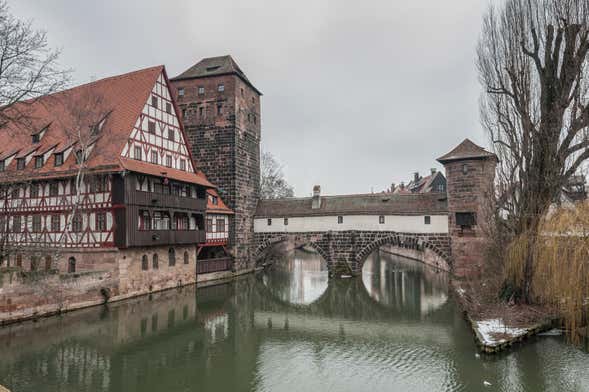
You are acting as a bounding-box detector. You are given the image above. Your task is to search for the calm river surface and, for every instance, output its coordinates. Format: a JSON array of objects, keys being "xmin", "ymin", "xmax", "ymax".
[{"xmin": 1, "ymin": 250, "xmax": 588, "ymax": 392}]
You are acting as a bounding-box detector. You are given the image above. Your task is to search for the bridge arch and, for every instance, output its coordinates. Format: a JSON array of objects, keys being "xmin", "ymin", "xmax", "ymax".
[
  {"xmin": 253, "ymin": 234, "xmax": 331, "ymax": 267},
  {"xmin": 355, "ymin": 234, "xmax": 451, "ymax": 272}
]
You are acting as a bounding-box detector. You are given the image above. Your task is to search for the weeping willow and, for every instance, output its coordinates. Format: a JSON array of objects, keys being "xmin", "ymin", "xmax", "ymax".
[{"xmin": 505, "ymin": 202, "xmax": 589, "ymax": 343}]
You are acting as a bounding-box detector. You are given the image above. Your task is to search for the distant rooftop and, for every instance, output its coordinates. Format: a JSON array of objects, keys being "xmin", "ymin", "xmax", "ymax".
[
  {"xmin": 171, "ymin": 55, "xmax": 262, "ymax": 95},
  {"xmin": 437, "ymin": 138, "xmax": 497, "ymax": 164}
]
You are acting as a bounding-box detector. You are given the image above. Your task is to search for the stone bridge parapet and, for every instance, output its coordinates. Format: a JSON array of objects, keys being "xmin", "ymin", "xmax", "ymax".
[{"xmin": 253, "ymin": 231, "xmax": 451, "ymax": 277}]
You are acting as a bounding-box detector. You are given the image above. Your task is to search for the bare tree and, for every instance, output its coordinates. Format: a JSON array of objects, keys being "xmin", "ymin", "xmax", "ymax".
[
  {"xmin": 260, "ymin": 151, "xmax": 295, "ymax": 199},
  {"xmin": 0, "ymin": 1, "xmax": 69, "ymax": 128},
  {"xmin": 478, "ymin": 0, "xmax": 589, "ymax": 301}
]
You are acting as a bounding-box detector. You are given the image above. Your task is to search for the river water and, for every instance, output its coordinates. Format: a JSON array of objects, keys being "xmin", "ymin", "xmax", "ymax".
[{"xmin": 0, "ymin": 249, "xmax": 588, "ymax": 392}]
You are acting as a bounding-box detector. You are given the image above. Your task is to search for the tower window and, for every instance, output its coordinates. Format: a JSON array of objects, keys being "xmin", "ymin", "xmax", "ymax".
[
  {"xmin": 142, "ymin": 255, "xmax": 148, "ymax": 271},
  {"xmin": 424, "ymin": 216, "xmax": 431, "ymax": 225},
  {"xmin": 267, "ymin": 218, "xmax": 272, "ymax": 226},
  {"xmin": 217, "ymin": 104, "xmax": 222, "ymax": 115},
  {"xmin": 198, "ymin": 86, "xmax": 205, "ymax": 95},
  {"xmin": 218, "ymin": 84, "xmax": 224, "ymax": 92},
  {"xmin": 151, "ymin": 95, "xmax": 158, "ymax": 108},
  {"xmin": 284, "ymin": 218, "xmax": 288, "ymax": 226},
  {"xmin": 241, "ymin": 88, "xmax": 244, "ymax": 97},
  {"xmin": 456, "ymin": 212, "xmax": 476, "ymax": 228},
  {"xmin": 462, "ymin": 164, "xmax": 468, "ymax": 175},
  {"xmin": 177, "ymin": 88, "xmax": 184, "ymax": 97},
  {"xmin": 199, "ymin": 107, "xmax": 204, "ymax": 117}
]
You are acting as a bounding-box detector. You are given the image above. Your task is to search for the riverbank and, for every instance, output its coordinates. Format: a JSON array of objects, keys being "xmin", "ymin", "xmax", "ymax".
[{"xmin": 452, "ymin": 280, "xmax": 559, "ymax": 353}]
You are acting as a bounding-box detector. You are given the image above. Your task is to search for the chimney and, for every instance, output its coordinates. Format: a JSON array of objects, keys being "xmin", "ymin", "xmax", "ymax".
[
  {"xmin": 414, "ymin": 172, "xmax": 420, "ymax": 182},
  {"xmin": 391, "ymin": 183, "xmax": 396, "ymax": 193},
  {"xmin": 400, "ymin": 182, "xmax": 405, "ymax": 190},
  {"xmin": 431, "ymin": 168, "xmax": 437, "ymax": 175},
  {"xmin": 312, "ymin": 185, "xmax": 321, "ymax": 209}
]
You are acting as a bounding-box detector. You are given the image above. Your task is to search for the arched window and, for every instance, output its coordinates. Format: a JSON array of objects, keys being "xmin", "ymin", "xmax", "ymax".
[
  {"xmin": 184, "ymin": 251, "xmax": 189, "ymax": 264},
  {"xmin": 168, "ymin": 248, "xmax": 175, "ymax": 266},
  {"xmin": 141, "ymin": 255, "xmax": 148, "ymax": 271},
  {"xmin": 152, "ymin": 253, "xmax": 159, "ymax": 269},
  {"xmin": 45, "ymin": 255, "xmax": 52, "ymax": 271},
  {"xmin": 68, "ymin": 257, "xmax": 76, "ymax": 273}
]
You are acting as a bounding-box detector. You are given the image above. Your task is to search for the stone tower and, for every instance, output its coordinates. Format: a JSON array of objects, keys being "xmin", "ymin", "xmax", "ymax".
[
  {"xmin": 437, "ymin": 139, "xmax": 497, "ymax": 277},
  {"xmin": 171, "ymin": 56, "xmax": 262, "ymax": 270}
]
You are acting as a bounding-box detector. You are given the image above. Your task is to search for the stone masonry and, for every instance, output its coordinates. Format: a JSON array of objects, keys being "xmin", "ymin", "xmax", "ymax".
[
  {"xmin": 171, "ymin": 57, "xmax": 261, "ymax": 271},
  {"xmin": 253, "ymin": 231, "xmax": 451, "ymax": 277}
]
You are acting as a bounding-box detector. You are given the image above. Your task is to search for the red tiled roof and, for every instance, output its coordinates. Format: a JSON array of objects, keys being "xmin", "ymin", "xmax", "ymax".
[
  {"xmin": 0, "ymin": 65, "xmax": 217, "ymax": 189},
  {"xmin": 207, "ymin": 189, "xmax": 233, "ymax": 214}
]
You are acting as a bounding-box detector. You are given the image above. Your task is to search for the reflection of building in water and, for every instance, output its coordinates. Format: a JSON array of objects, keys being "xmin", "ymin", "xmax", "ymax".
[
  {"xmin": 265, "ymin": 249, "xmax": 329, "ymax": 305},
  {"xmin": 205, "ymin": 311, "xmax": 229, "ymax": 344},
  {"xmin": 361, "ymin": 250, "xmax": 448, "ymax": 316}
]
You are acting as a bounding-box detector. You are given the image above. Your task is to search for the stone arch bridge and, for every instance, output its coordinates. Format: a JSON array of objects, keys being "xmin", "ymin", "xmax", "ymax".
[{"xmin": 253, "ymin": 230, "xmax": 451, "ymax": 277}]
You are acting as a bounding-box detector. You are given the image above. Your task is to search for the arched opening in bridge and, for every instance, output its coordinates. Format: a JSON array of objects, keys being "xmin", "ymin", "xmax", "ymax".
[
  {"xmin": 361, "ymin": 250, "xmax": 449, "ymax": 317},
  {"xmin": 261, "ymin": 244, "xmax": 330, "ymax": 306}
]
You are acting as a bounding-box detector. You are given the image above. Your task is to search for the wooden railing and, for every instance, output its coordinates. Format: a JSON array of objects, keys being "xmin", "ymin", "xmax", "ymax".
[{"xmin": 197, "ymin": 257, "xmax": 232, "ymax": 274}]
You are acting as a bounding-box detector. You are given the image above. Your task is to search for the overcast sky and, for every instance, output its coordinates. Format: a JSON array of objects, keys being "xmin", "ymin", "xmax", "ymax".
[{"xmin": 9, "ymin": 0, "xmax": 491, "ymax": 196}]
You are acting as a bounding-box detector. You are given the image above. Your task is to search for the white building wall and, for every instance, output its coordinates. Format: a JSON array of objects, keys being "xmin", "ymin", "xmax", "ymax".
[{"xmin": 254, "ymin": 214, "xmax": 448, "ymax": 234}]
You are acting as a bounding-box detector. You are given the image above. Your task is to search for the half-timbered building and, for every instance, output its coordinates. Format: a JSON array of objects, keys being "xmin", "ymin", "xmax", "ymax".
[{"xmin": 0, "ymin": 65, "xmax": 230, "ymax": 296}]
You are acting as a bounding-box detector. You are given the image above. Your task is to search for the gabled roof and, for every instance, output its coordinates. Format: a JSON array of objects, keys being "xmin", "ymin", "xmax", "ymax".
[
  {"xmin": 408, "ymin": 171, "xmax": 446, "ymax": 193},
  {"xmin": 0, "ymin": 66, "xmax": 215, "ymax": 188},
  {"xmin": 437, "ymin": 138, "xmax": 497, "ymax": 164},
  {"xmin": 255, "ymin": 193, "xmax": 448, "ymax": 218},
  {"xmin": 171, "ymin": 55, "xmax": 262, "ymax": 95},
  {"xmin": 206, "ymin": 189, "xmax": 233, "ymax": 214}
]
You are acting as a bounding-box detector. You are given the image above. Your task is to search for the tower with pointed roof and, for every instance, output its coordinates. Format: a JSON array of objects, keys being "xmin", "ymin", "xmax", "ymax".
[
  {"xmin": 171, "ymin": 56, "xmax": 262, "ymax": 269},
  {"xmin": 437, "ymin": 139, "xmax": 497, "ymax": 276}
]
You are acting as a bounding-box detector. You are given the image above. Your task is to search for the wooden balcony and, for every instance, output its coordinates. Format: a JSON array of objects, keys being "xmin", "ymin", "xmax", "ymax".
[
  {"xmin": 129, "ymin": 229, "xmax": 206, "ymax": 247},
  {"xmin": 197, "ymin": 257, "xmax": 232, "ymax": 274},
  {"xmin": 130, "ymin": 190, "xmax": 207, "ymax": 211}
]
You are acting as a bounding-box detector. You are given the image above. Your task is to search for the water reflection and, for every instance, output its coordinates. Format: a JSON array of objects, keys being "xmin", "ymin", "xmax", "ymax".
[
  {"xmin": 261, "ymin": 248, "xmax": 329, "ymax": 305},
  {"xmin": 0, "ymin": 250, "xmax": 588, "ymax": 392},
  {"xmin": 362, "ymin": 250, "xmax": 448, "ymax": 316}
]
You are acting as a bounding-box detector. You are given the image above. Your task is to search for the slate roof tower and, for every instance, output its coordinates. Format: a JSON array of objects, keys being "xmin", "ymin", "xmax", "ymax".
[{"xmin": 171, "ymin": 56, "xmax": 262, "ymax": 270}]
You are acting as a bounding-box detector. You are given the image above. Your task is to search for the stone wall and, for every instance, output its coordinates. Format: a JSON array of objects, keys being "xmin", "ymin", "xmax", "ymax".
[{"xmin": 254, "ymin": 230, "xmax": 451, "ymax": 276}]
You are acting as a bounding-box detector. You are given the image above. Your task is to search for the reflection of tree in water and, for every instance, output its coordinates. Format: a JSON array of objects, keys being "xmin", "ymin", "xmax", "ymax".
[
  {"xmin": 262, "ymin": 249, "xmax": 329, "ymax": 305},
  {"xmin": 361, "ymin": 250, "xmax": 449, "ymax": 318}
]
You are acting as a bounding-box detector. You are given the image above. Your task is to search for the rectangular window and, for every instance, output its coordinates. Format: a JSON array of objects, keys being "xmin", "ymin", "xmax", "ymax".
[
  {"xmin": 49, "ymin": 182, "xmax": 59, "ymax": 196},
  {"xmin": 72, "ymin": 213, "xmax": 83, "ymax": 232},
  {"xmin": 379, "ymin": 215, "xmax": 385, "ymax": 224},
  {"xmin": 16, "ymin": 158, "xmax": 25, "ymax": 170},
  {"xmin": 206, "ymin": 218, "xmax": 213, "ymax": 232},
  {"xmin": 35, "ymin": 156, "xmax": 43, "ymax": 168},
  {"xmin": 30, "ymin": 183, "xmax": 39, "ymax": 198},
  {"xmin": 267, "ymin": 218, "xmax": 272, "ymax": 226},
  {"xmin": 338, "ymin": 216, "xmax": 343, "ymax": 224},
  {"xmin": 178, "ymin": 88, "xmax": 184, "ymax": 97},
  {"xmin": 96, "ymin": 212, "xmax": 106, "ymax": 231},
  {"xmin": 148, "ymin": 121, "xmax": 156, "ymax": 134},
  {"xmin": 218, "ymin": 84, "xmax": 224, "ymax": 92},
  {"xmin": 51, "ymin": 214, "xmax": 60, "ymax": 232},
  {"xmin": 54, "ymin": 153, "xmax": 64, "ymax": 166},
  {"xmin": 151, "ymin": 95, "xmax": 158, "ymax": 108},
  {"xmin": 32, "ymin": 215, "xmax": 41, "ymax": 232},
  {"xmin": 198, "ymin": 86, "xmax": 204, "ymax": 95},
  {"xmin": 166, "ymin": 102, "xmax": 172, "ymax": 114},
  {"xmin": 212, "ymin": 195, "xmax": 218, "ymax": 205},
  {"xmin": 12, "ymin": 215, "xmax": 21, "ymax": 232},
  {"xmin": 284, "ymin": 218, "xmax": 288, "ymax": 226},
  {"xmin": 199, "ymin": 106, "xmax": 204, "ymax": 117},
  {"xmin": 216, "ymin": 218, "xmax": 225, "ymax": 233},
  {"xmin": 179, "ymin": 159, "xmax": 186, "ymax": 171},
  {"xmin": 151, "ymin": 151, "xmax": 158, "ymax": 164},
  {"xmin": 140, "ymin": 210, "xmax": 151, "ymax": 230},
  {"xmin": 424, "ymin": 216, "xmax": 431, "ymax": 225},
  {"xmin": 456, "ymin": 212, "xmax": 476, "ymax": 228},
  {"xmin": 134, "ymin": 146, "xmax": 142, "ymax": 160},
  {"xmin": 168, "ymin": 129, "xmax": 175, "ymax": 141},
  {"xmin": 166, "ymin": 155, "xmax": 172, "ymax": 167},
  {"xmin": 217, "ymin": 104, "xmax": 222, "ymax": 115},
  {"xmin": 0, "ymin": 160, "xmax": 4, "ymax": 171},
  {"xmin": 152, "ymin": 211, "xmax": 170, "ymax": 230},
  {"xmin": 32, "ymin": 133, "xmax": 40, "ymax": 144}
]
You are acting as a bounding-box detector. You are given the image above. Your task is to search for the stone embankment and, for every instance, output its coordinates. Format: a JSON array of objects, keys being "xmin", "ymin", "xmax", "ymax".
[{"xmin": 0, "ymin": 384, "xmax": 11, "ymax": 392}]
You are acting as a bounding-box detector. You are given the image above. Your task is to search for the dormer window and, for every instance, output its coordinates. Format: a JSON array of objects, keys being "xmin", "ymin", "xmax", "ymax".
[
  {"xmin": 32, "ymin": 134, "xmax": 40, "ymax": 144},
  {"xmin": 35, "ymin": 156, "xmax": 43, "ymax": 168},
  {"xmin": 54, "ymin": 153, "xmax": 64, "ymax": 166},
  {"xmin": 16, "ymin": 158, "xmax": 25, "ymax": 170},
  {"xmin": 206, "ymin": 66, "xmax": 220, "ymax": 72},
  {"xmin": 75, "ymin": 150, "xmax": 84, "ymax": 164},
  {"xmin": 212, "ymin": 196, "xmax": 218, "ymax": 205},
  {"xmin": 0, "ymin": 160, "xmax": 4, "ymax": 172}
]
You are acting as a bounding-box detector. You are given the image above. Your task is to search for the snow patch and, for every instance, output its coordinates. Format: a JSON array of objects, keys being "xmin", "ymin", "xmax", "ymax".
[{"xmin": 475, "ymin": 319, "xmax": 528, "ymax": 346}]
